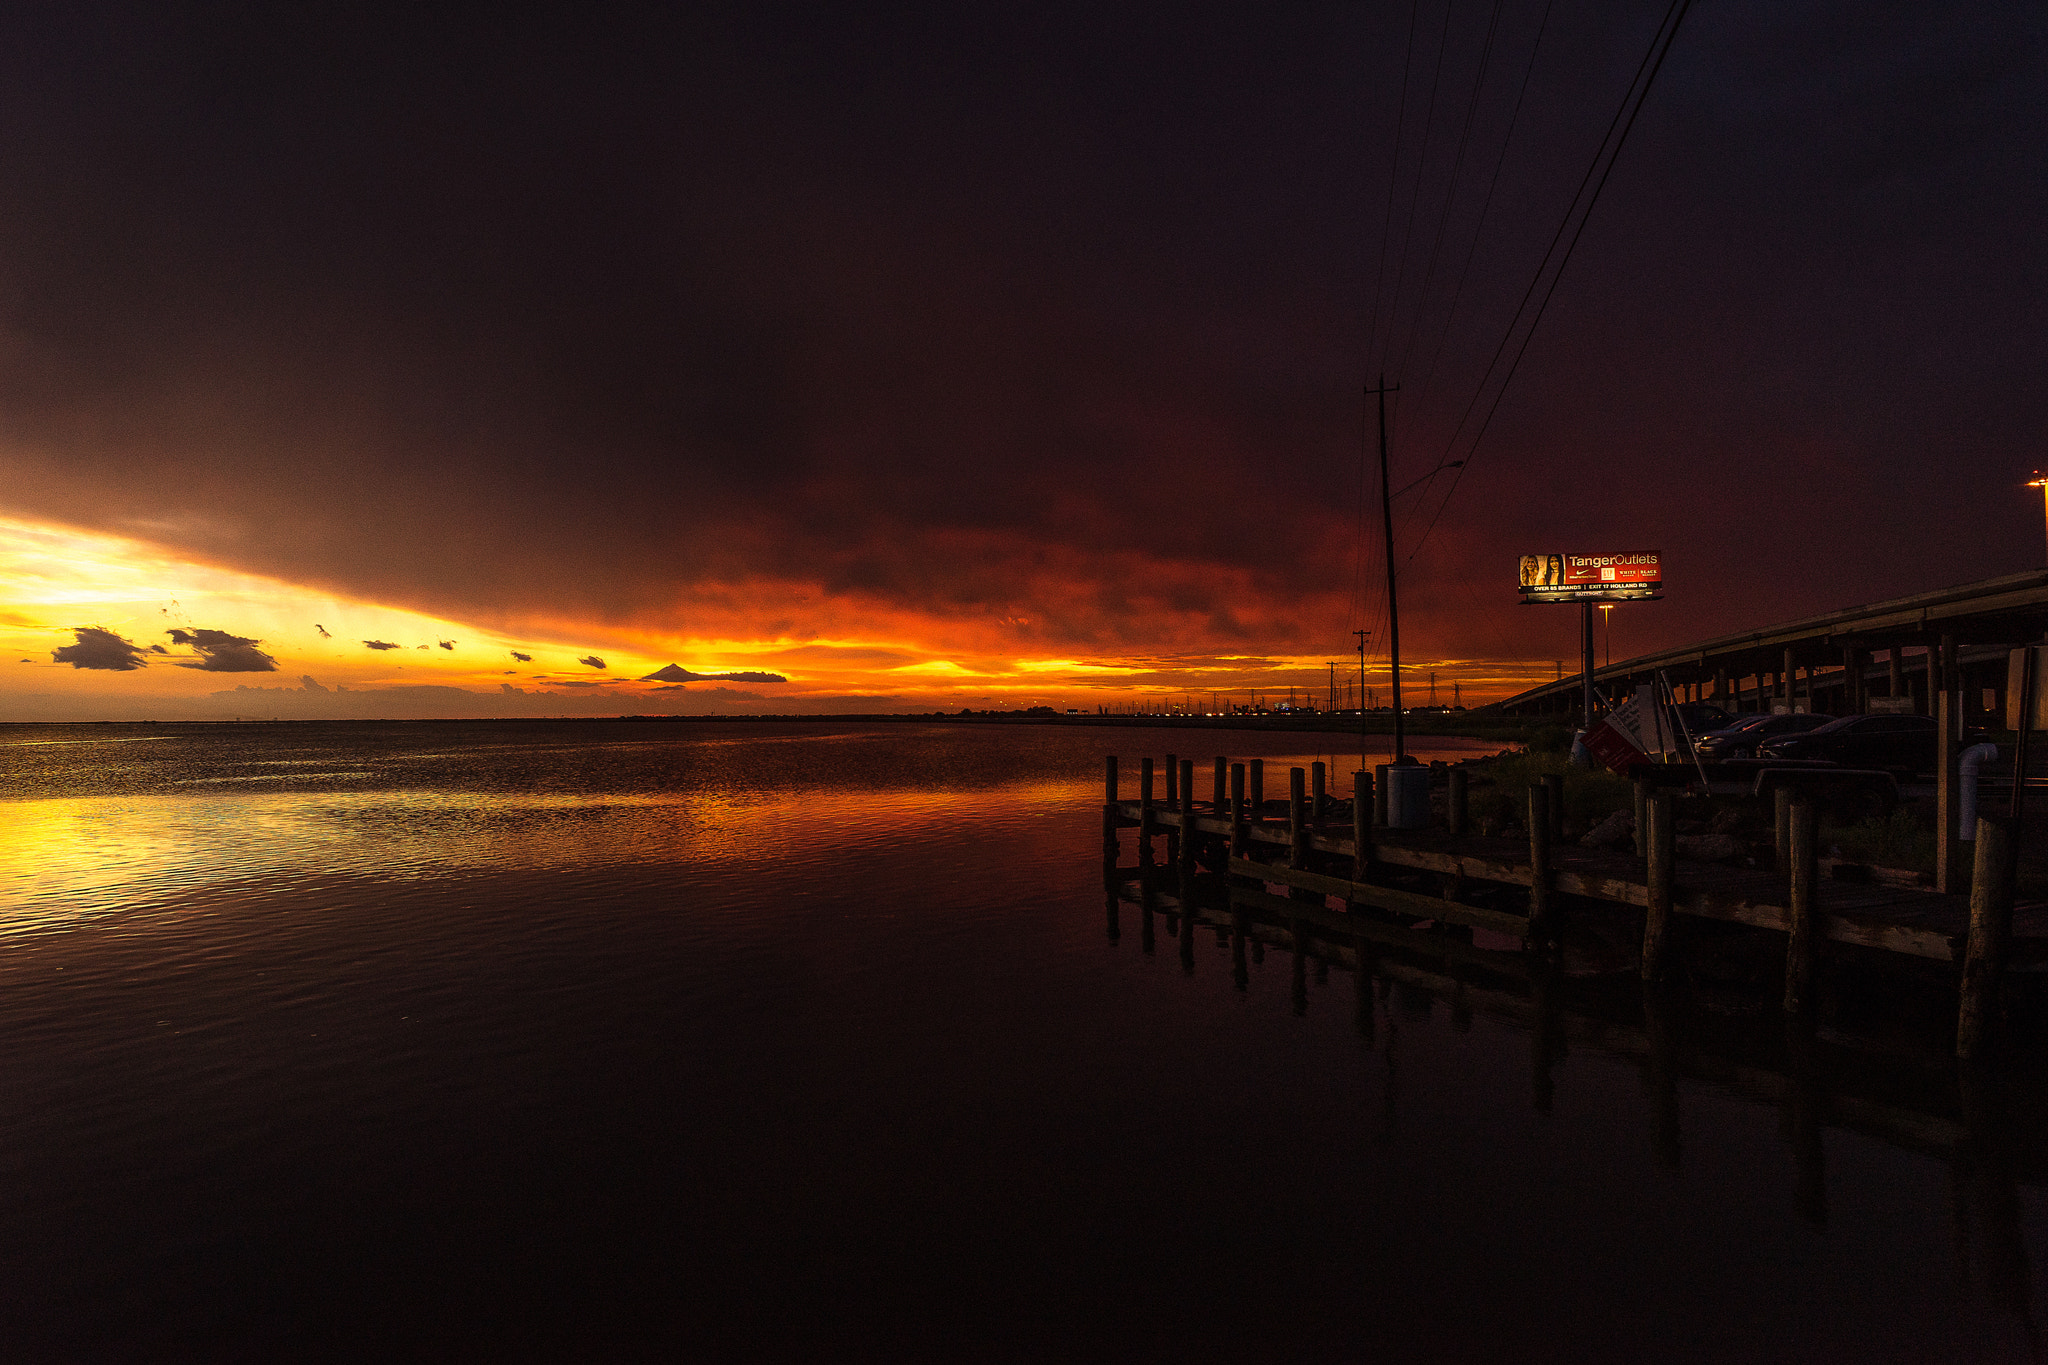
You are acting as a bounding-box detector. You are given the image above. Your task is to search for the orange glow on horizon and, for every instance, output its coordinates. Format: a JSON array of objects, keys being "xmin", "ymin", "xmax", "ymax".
[{"xmin": 0, "ymin": 513, "xmax": 1558, "ymax": 719}]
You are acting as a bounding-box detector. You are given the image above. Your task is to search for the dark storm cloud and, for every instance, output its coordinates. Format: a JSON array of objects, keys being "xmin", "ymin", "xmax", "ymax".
[
  {"xmin": 638, "ymin": 663, "xmax": 787, "ymax": 684},
  {"xmin": 166, "ymin": 627, "xmax": 278, "ymax": 672},
  {"xmin": 52, "ymin": 625, "xmax": 150, "ymax": 670},
  {"xmin": 363, "ymin": 640, "xmax": 401, "ymax": 650},
  {"xmin": 0, "ymin": 3, "xmax": 2040, "ymax": 672}
]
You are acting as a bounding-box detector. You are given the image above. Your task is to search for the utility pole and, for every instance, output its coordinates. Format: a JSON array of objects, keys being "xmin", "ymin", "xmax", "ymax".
[
  {"xmin": 1353, "ymin": 628, "xmax": 1370, "ymax": 755},
  {"xmin": 1453, "ymin": 680, "xmax": 1461, "ymax": 709},
  {"xmin": 1328, "ymin": 662, "xmax": 1335, "ymax": 713},
  {"xmin": 1581, "ymin": 599, "xmax": 1597, "ymax": 733},
  {"xmin": 1368, "ymin": 377, "xmax": 1405, "ymax": 762},
  {"xmin": 1429, "ymin": 671, "xmax": 1437, "ymax": 706}
]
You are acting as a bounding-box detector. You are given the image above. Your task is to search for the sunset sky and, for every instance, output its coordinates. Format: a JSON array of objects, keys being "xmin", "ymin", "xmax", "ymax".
[{"xmin": 1, "ymin": 2, "xmax": 2043, "ymax": 720}]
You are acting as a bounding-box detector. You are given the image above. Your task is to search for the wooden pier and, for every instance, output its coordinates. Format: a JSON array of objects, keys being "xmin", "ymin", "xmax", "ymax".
[
  {"xmin": 1104, "ymin": 862, "xmax": 2048, "ymax": 1304},
  {"xmin": 1101, "ymin": 754, "xmax": 2039, "ymax": 1058}
]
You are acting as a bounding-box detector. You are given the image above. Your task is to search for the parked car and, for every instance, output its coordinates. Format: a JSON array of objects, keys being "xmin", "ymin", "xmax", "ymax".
[
  {"xmin": 1694, "ymin": 711, "xmax": 1837, "ymax": 761},
  {"xmin": 1657, "ymin": 702, "xmax": 1733, "ymax": 755},
  {"xmin": 1754, "ymin": 713, "xmax": 1937, "ymax": 776}
]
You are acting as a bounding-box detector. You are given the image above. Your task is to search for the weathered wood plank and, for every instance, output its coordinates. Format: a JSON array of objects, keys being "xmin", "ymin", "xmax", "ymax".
[
  {"xmin": 1227, "ymin": 855, "xmax": 1530, "ymax": 938},
  {"xmin": 1228, "ymin": 885, "xmax": 1532, "ymax": 979},
  {"xmin": 1127, "ymin": 801, "xmax": 1998, "ymax": 962}
]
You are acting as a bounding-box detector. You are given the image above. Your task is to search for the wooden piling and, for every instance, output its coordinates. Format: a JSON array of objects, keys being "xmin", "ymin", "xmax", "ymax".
[
  {"xmin": 1164, "ymin": 752, "xmax": 1178, "ymax": 807},
  {"xmin": 1230, "ymin": 762, "xmax": 1247, "ymax": 857},
  {"xmin": 1641, "ymin": 791, "xmax": 1676, "ymax": 982},
  {"xmin": 1774, "ymin": 785, "xmax": 1793, "ymax": 876},
  {"xmin": 1528, "ymin": 784, "xmax": 1554, "ymax": 948},
  {"xmin": 1541, "ymin": 773, "xmax": 1564, "ymax": 841},
  {"xmin": 1139, "ymin": 757, "xmax": 1155, "ymax": 837},
  {"xmin": 1935, "ymin": 689, "xmax": 1962, "ymax": 895},
  {"xmin": 1178, "ymin": 760, "xmax": 1196, "ymax": 867},
  {"xmin": 1352, "ymin": 932, "xmax": 1377, "ymax": 1044},
  {"xmin": 1641, "ymin": 984, "xmax": 1682, "ymax": 1168},
  {"xmin": 1249, "ymin": 759, "xmax": 1265, "ymax": 823},
  {"xmin": 1783, "ymin": 798, "xmax": 1820, "ymax": 1012},
  {"xmin": 1212, "ymin": 757, "xmax": 1226, "ymax": 814},
  {"xmin": 1288, "ymin": 767, "xmax": 1307, "ymax": 871},
  {"xmin": 1958, "ymin": 816, "xmax": 2015, "ymax": 1060},
  {"xmin": 1103, "ymin": 756, "xmax": 1120, "ymax": 869},
  {"xmin": 1447, "ymin": 768, "xmax": 1468, "ymax": 836},
  {"xmin": 1353, "ymin": 770, "xmax": 1372, "ymax": 880},
  {"xmin": 1633, "ymin": 778, "xmax": 1650, "ymax": 857},
  {"xmin": 1311, "ymin": 761, "xmax": 1326, "ymax": 820},
  {"xmin": 1530, "ymin": 956, "xmax": 1559, "ymax": 1112},
  {"xmin": 1784, "ymin": 1017, "xmax": 1828, "ymax": 1225}
]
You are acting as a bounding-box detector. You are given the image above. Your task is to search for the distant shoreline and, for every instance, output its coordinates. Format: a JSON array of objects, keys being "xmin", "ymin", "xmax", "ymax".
[{"xmin": 0, "ymin": 712, "xmax": 1551, "ymax": 744}]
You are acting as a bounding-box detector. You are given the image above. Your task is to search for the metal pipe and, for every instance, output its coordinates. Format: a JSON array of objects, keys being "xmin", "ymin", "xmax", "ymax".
[{"xmin": 1961, "ymin": 743, "xmax": 2000, "ymax": 842}]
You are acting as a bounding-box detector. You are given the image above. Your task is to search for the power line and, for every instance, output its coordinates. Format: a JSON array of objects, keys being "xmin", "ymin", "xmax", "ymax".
[
  {"xmin": 1376, "ymin": 0, "xmax": 1456, "ymax": 379},
  {"xmin": 1406, "ymin": 0, "xmax": 1695, "ymax": 566},
  {"xmin": 1389, "ymin": 0, "xmax": 1508, "ymax": 388},
  {"xmin": 1408, "ymin": 0, "xmax": 1554, "ymax": 415},
  {"xmin": 1363, "ymin": 0, "xmax": 1424, "ymax": 381}
]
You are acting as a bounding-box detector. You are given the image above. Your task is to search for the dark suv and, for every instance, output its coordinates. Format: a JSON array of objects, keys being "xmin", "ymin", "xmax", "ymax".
[{"xmin": 1754, "ymin": 713, "xmax": 1937, "ymax": 777}]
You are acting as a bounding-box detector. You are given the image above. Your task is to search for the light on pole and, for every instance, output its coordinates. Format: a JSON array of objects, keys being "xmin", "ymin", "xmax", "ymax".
[
  {"xmin": 1598, "ymin": 603, "xmax": 1614, "ymax": 666},
  {"xmin": 2029, "ymin": 472, "xmax": 2048, "ymax": 566}
]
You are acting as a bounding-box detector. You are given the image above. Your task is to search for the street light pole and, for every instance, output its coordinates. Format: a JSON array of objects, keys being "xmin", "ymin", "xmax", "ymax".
[
  {"xmin": 1599, "ymin": 603, "xmax": 1614, "ymax": 666},
  {"xmin": 2030, "ymin": 472, "xmax": 2048, "ymax": 565}
]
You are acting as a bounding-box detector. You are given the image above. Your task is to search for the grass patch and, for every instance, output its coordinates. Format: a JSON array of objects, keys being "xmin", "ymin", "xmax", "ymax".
[
  {"xmin": 1821, "ymin": 807, "xmax": 1934, "ymax": 873},
  {"xmin": 1462, "ymin": 749, "xmax": 1633, "ymax": 833}
]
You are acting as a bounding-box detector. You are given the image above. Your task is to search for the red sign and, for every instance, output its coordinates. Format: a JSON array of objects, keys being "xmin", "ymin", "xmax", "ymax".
[{"xmin": 1519, "ymin": 552, "xmax": 1661, "ymax": 602}]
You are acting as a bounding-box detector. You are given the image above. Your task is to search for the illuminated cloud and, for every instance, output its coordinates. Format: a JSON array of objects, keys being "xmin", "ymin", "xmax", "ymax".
[
  {"xmin": 364, "ymin": 640, "xmax": 401, "ymax": 651},
  {"xmin": 578, "ymin": 655, "xmax": 606, "ymax": 669},
  {"xmin": 51, "ymin": 626, "xmax": 151, "ymax": 671},
  {"xmin": 166, "ymin": 627, "xmax": 279, "ymax": 673},
  {"xmin": 0, "ymin": 8, "xmax": 2036, "ymax": 716},
  {"xmin": 638, "ymin": 663, "xmax": 788, "ymax": 684}
]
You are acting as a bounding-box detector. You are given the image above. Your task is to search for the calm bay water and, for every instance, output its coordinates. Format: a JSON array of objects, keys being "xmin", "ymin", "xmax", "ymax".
[{"xmin": 0, "ymin": 719, "xmax": 2042, "ymax": 1361}]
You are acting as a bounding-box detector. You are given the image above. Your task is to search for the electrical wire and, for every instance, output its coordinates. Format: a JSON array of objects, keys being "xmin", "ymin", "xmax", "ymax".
[
  {"xmin": 1405, "ymin": 0, "xmax": 1695, "ymax": 567},
  {"xmin": 1408, "ymin": 0, "xmax": 1553, "ymax": 415},
  {"xmin": 1376, "ymin": 0, "xmax": 1456, "ymax": 379},
  {"xmin": 1389, "ymin": 0, "xmax": 1507, "ymax": 388}
]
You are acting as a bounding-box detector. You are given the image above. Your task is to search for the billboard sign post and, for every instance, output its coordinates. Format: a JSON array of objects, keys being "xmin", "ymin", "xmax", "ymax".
[{"xmin": 1518, "ymin": 552, "xmax": 1663, "ymax": 738}]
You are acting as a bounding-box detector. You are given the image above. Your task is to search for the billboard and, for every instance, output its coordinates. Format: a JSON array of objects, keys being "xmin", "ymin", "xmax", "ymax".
[{"xmin": 1518, "ymin": 551, "xmax": 1661, "ymax": 603}]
